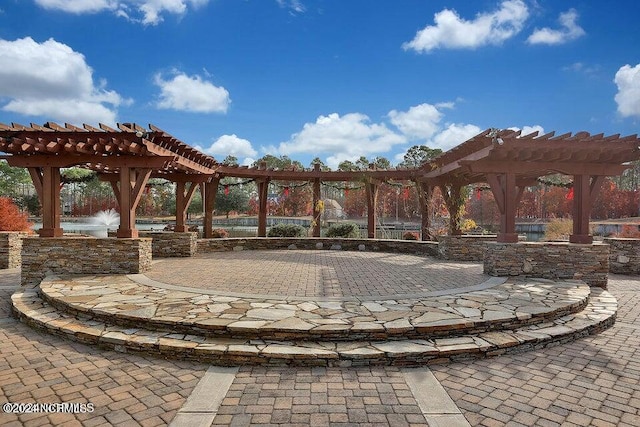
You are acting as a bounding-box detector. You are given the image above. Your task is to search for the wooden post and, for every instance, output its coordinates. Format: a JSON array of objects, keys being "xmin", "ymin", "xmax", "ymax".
[
  {"xmin": 175, "ymin": 181, "xmax": 199, "ymax": 232},
  {"xmin": 114, "ymin": 167, "xmax": 151, "ymax": 238},
  {"xmin": 486, "ymin": 173, "xmax": 518, "ymax": 243},
  {"xmin": 365, "ymin": 164, "xmax": 378, "ymax": 239},
  {"xmin": 569, "ymin": 175, "xmax": 604, "ymax": 244},
  {"xmin": 312, "ymin": 163, "xmax": 321, "ymax": 237},
  {"xmin": 203, "ymin": 178, "xmax": 219, "ymax": 238},
  {"xmin": 116, "ymin": 167, "xmax": 136, "ymax": 238},
  {"xmin": 38, "ymin": 166, "xmax": 63, "ymax": 237},
  {"xmin": 257, "ymin": 178, "xmax": 269, "ymax": 237}
]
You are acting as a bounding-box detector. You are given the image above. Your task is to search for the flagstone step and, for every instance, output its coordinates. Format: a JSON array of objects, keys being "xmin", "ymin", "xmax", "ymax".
[
  {"xmin": 36, "ymin": 274, "xmax": 591, "ymax": 341},
  {"xmin": 11, "ymin": 285, "xmax": 616, "ymax": 367}
]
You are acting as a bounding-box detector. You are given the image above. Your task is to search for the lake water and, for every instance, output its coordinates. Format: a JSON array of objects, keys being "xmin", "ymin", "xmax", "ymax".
[{"xmin": 31, "ymin": 222, "xmax": 163, "ymax": 238}]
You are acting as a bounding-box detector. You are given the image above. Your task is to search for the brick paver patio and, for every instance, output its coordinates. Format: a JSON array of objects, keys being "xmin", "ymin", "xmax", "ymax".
[
  {"xmin": 2, "ymin": 263, "xmax": 640, "ymax": 426},
  {"xmin": 145, "ymin": 250, "xmax": 488, "ymax": 297}
]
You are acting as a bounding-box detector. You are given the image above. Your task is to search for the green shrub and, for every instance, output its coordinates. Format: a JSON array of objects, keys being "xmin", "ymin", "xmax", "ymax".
[
  {"xmin": 267, "ymin": 223, "xmax": 307, "ymax": 237},
  {"xmin": 402, "ymin": 231, "xmax": 419, "ymax": 240},
  {"xmin": 325, "ymin": 222, "xmax": 360, "ymax": 238}
]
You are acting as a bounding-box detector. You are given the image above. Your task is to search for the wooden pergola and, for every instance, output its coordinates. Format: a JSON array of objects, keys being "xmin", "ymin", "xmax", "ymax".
[
  {"xmin": 0, "ymin": 122, "xmax": 217, "ymax": 238},
  {"xmin": 211, "ymin": 162, "xmax": 423, "ymax": 239},
  {"xmin": 421, "ymin": 128, "xmax": 640, "ymax": 243},
  {"xmin": 1, "ymin": 122, "xmax": 639, "ymax": 244}
]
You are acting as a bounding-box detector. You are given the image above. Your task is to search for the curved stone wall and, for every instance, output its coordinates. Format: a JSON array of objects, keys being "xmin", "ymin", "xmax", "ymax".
[
  {"xmin": 604, "ymin": 238, "xmax": 640, "ymax": 275},
  {"xmin": 197, "ymin": 237, "xmax": 440, "ymax": 257}
]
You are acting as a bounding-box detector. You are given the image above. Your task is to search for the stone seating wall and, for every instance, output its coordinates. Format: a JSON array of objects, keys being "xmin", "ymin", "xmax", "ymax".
[
  {"xmin": 5, "ymin": 232, "xmax": 639, "ymax": 289},
  {"xmin": 196, "ymin": 237, "xmax": 440, "ymax": 256}
]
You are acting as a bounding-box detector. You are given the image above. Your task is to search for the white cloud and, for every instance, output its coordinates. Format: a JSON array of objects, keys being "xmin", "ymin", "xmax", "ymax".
[
  {"xmin": 431, "ymin": 123, "xmax": 482, "ymax": 150},
  {"xmin": 35, "ymin": 0, "xmax": 118, "ymax": 14},
  {"xmin": 388, "ymin": 103, "xmax": 443, "ymax": 140},
  {"xmin": 527, "ymin": 9, "xmax": 585, "ymax": 45},
  {"xmin": 276, "ymin": 0, "xmax": 305, "ymax": 14},
  {"xmin": 403, "ymin": 0, "xmax": 528, "ymax": 53},
  {"xmin": 563, "ymin": 62, "xmax": 599, "ymax": 76},
  {"xmin": 202, "ymin": 134, "xmax": 258, "ymax": 159},
  {"xmin": 154, "ymin": 71, "xmax": 230, "ymax": 113},
  {"xmin": 277, "ymin": 113, "xmax": 406, "ymax": 169},
  {"xmin": 614, "ymin": 64, "xmax": 640, "ymax": 118},
  {"xmin": 0, "ymin": 36, "xmax": 125, "ymax": 124},
  {"xmin": 34, "ymin": 0, "xmax": 209, "ymax": 25},
  {"xmin": 388, "ymin": 102, "xmax": 481, "ymax": 150}
]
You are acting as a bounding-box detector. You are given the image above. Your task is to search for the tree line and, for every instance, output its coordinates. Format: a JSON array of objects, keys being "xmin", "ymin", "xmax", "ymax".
[{"xmin": 1, "ymin": 145, "xmax": 639, "ymax": 226}]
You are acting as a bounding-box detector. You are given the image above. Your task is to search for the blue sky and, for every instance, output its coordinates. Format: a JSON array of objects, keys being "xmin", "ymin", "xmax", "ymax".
[{"xmin": 0, "ymin": 0, "xmax": 639, "ymax": 169}]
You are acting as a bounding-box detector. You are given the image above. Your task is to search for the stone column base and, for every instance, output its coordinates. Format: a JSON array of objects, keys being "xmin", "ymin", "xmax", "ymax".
[
  {"xmin": 437, "ymin": 235, "xmax": 498, "ymax": 261},
  {"xmin": 21, "ymin": 237, "xmax": 152, "ymax": 286},
  {"xmin": 138, "ymin": 231, "xmax": 197, "ymax": 257}
]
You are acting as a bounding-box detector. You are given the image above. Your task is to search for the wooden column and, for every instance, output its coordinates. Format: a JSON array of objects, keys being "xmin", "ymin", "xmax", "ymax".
[
  {"xmin": 257, "ymin": 178, "xmax": 270, "ymax": 237},
  {"xmin": 33, "ymin": 166, "xmax": 63, "ymax": 237},
  {"xmin": 113, "ymin": 167, "xmax": 152, "ymax": 238},
  {"xmin": 365, "ymin": 183, "xmax": 378, "ymax": 239},
  {"xmin": 487, "ymin": 173, "xmax": 518, "ymax": 243},
  {"xmin": 570, "ymin": 175, "xmax": 605, "ymax": 244},
  {"xmin": 116, "ymin": 167, "xmax": 135, "ymax": 238},
  {"xmin": 312, "ymin": 163, "xmax": 321, "ymax": 237},
  {"xmin": 203, "ymin": 178, "xmax": 219, "ymax": 238},
  {"xmin": 175, "ymin": 181, "xmax": 199, "ymax": 232},
  {"xmin": 416, "ymin": 181, "xmax": 433, "ymax": 241}
]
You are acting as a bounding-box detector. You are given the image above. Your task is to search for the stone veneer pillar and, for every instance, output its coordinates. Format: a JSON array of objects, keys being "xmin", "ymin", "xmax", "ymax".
[
  {"xmin": 21, "ymin": 237, "xmax": 152, "ymax": 287},
  {"xmin": 483, "ymin": 241, "xmax": 609, "ymax": 288},
  {"xmin": 0, "ymin": 232, "xmax": 27, "ymax": 269},
  {"xmin": 603, "ymin": 238, "xmax": 640, "ymax": 275},
  {"xmin": 437, "ymin": 235, "xmax": 499, "ymax": 261},
  {"xmin": 138, "ymin": 231, "xmax": 197, "ymax": 257}
]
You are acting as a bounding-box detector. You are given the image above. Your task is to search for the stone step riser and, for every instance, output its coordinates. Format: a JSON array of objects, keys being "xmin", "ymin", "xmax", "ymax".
[
  {"xmin": 37, "ymin": 281, "xmax": 591, "ymax": 342},
  {"xmin": 11, "ymin": 289, "xmax": 617, "ymax": 368},
  {"xmin": 38, "ymin": 291, "xmax": 590, "ymax": 342}
]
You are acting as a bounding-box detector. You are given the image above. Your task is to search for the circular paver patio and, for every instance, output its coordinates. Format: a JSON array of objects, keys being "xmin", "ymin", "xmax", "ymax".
[{"xmin": 144, "ymin": 250, "xmax": 489, "ymax": 298}]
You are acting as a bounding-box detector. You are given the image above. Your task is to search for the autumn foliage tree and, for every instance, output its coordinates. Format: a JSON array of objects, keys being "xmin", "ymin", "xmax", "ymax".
[{"xmin": 0, "ymin": 197, "xmax": 32, "ymax": 231}]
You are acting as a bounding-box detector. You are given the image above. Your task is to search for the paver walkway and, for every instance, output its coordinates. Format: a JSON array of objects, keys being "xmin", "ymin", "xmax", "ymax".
[{"xmin": 2, "ymin": 265, "xmax": 640, "ymax": 426}]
